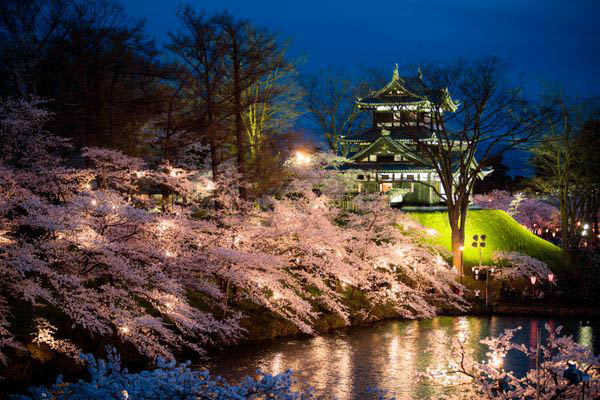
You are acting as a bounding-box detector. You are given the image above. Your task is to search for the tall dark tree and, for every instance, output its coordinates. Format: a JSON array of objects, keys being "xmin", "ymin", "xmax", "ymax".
[
  {"xmin": 167, "ymin": 6, "xmax": 230, "ymax": 177},
  {"xmin": 398, "ymin": 57, "xmax": 554, "ymax": 275},
  {"xmin": 299, "ymin": 67, "xmax": 378, "ymax": 154},
  {"xmin": 0, "ymin": 0, "xmax": 174, "ymax": 154},
  {"xmin": 530, "ymin": 101, "xmax": 600, "ymax": 265},
  {"xmin": 0, "ymin": 0, "xmax": 75, "ymax": 97},
  {"xmin": 214, "ymin": 11, "xmax": 292, "ymax": 194}
]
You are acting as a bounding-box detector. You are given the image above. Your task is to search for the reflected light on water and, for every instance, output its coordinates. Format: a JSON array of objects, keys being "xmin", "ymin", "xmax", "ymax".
[
  {"xmin": 210, "ymin": 316, "xmax": 600, "ymax": 400},
  {"xmin": 332, "ymin": 340, "xmax": 352, "ymax": 399},
  {"xmin": 579, "ymin": 325, "xmax": 593, "ymax": 349},
  {"xmin": 270, "ymin": 352, "xmax": 282, "ymax": 375}
]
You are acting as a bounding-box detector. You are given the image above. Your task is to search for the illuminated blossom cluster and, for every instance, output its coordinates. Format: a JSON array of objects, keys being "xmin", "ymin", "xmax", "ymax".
[
  {"xmin": 22, "ymin": 347, "xmax": 317, "ymax": 400},
  {"xmin": 490, "ymin": 251, "xmax": 553, "ymax": 282},
  {"xmin": 0, "ymin": 99, "xmax": 467, "ymax": 372},
  {"xmin": 474, "ymin": 190, "xmax": 560, "ymax": 233},
  {"xmin": 421, "ymin": 324, "xmax": 600, "ymax": 399}
]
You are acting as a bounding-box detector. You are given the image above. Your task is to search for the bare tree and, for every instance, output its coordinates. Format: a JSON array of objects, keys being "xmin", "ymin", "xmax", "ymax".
[
  {"xmin": 1, "ymin": 0, "xmax": 174, "ymax": 153},
  {"xmin": 214, "ymin": 11, "xmax": 293, "ymax": 197},
  {"xmin": 530, "ymin": 99, "xmax": 600, "ymax": 265},
  {"xmin": 299, "ymin": 67, "xmax": 375, "ymax": 154},
  {"xmin": 167, "ymin": 6, "xmax": 231, "ymax": 178},
  {"xmin": 399, "ymin": 57, "xmax": 553, "ymax": 275}
]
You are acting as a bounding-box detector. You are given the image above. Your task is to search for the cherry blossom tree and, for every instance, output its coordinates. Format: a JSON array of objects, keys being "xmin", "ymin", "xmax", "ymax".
[
  {"xmin": 474, "ymin": 190, "xmax": 560, "ymax": 234},
  {"xmin": 1, "ymin": 99, "xmax": 469, "ymax": 381},
  {"xmin": 422, "ymin": 324, "xmax": 600, "ymax": 399}
]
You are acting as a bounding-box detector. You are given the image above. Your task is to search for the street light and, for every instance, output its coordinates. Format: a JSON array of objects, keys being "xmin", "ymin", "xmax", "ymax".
[
  {"xmin": 530, "ymin": 275, "xmax": 537, "ymax": 298},
  {"xmin": 293, "ymin": 150, "xmax": 312, "ymax": 166},
  {"xmin": 548, "ymin": 273, "xmax": 555, "ymax": 298},
  {"xmin": 472, "ymin": 234, "xmax": 489, "ymax": 306}
]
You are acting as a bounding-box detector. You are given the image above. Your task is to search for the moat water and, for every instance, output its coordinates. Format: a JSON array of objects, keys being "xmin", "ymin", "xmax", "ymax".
[{"xmin": 207, "ymin": 315, "xmax": 599, "ymax": 399}]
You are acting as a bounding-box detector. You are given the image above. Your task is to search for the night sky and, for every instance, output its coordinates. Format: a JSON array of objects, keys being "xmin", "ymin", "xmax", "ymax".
[{"xmin": 122, "ymin": 0, "xmax": 600, "ymax": 175}]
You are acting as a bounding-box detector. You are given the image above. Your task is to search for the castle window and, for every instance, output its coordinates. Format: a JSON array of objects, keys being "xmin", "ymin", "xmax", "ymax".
[
  {"xmin": 369, "ymin": 154, "xmax": 377, "ymax": 162},
  {"xmin": 377, "ymin": 154, "xmax": 394, "ymax": 163},
  {"xmin": 374, "ymin": 112, "xmax": 393, "ymax": 125},
  {"xmin": 394, "ymin": 154, "xmax": 403, "ymax": 161},
  {"xmin": 406, "ymin": 174, "xmax": 415, "ymax": 181},
  {"xmin": 357, "ymin": 174, "xmax": 365, "ymax": 180}
]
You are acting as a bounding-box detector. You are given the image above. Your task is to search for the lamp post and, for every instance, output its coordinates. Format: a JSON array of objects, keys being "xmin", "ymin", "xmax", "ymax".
[
  {"xmin": 530, "ymin": 275, "xmax": 537, "ymax": 298},
  {"xmin": 548, "ymin": 273, "xmax": 555, "ymax": 299},
  {"xmin": 472, "ymin": 234, "xmax": 488, "ymax": 306}
]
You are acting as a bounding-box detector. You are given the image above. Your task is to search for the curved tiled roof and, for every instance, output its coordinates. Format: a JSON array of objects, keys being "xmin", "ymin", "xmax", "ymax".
[
  {"xmin": 342, "ymin": 126, "xmax": 436, "ymax": 143},
  {"xmin": 334, "ymin": 163, "xmax": 435, "ymax": 173},
  {"xmin": 356, "ymin": 66, "xmax": 458, "ymax": 111}
]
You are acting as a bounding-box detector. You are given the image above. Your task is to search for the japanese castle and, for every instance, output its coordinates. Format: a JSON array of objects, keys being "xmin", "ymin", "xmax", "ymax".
[{"xmin": 339, "ymin": 65, "xmax": 471, "ymax": 206}]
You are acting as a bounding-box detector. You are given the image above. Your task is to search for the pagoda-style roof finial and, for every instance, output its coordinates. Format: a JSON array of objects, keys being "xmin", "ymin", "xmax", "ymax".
[{"xmin": 392, "ymin": 63, "xmax": 399, "ymax": 82}]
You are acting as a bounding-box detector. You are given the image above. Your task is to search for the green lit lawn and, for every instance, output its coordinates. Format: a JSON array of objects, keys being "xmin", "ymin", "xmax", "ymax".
[{"xmin": 408, "ymin": 209, "xmax": 563, "ymax": 269}]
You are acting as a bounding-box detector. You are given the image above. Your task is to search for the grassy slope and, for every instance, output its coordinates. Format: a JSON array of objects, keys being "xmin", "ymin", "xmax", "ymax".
[{"xmin": 409, "ymin": 209, "xmax": 563, "ymax": 269}]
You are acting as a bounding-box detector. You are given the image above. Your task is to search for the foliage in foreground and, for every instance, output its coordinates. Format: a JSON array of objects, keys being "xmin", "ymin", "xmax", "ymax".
[
  {"xmin": 16, "ymin": 347, "xmax": 316, "ymax": 400},
  {"xmin": 422, "ymin": 324, "xmax": 600, "ymax": 399}
]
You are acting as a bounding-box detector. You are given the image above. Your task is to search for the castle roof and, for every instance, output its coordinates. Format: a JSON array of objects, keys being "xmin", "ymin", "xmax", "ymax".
[
  {"xmin": 341, "ymin": 126, "xmax": 436, "ymax": 143},
  {"xmin": 356, "ymin": 65, "xmax": 458, "ymax": 111}
]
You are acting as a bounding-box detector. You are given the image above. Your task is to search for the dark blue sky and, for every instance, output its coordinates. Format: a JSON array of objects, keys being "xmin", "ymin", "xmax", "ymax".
[{"xmin": 122, "ymin": 0, "xmax": 600, "ymax": 174}]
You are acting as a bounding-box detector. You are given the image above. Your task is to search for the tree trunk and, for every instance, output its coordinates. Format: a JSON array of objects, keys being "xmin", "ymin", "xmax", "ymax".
[
  {"xmin": 449, "ymin": 211, "xmax": 465, "ymax": 277},
  {"xmin": 451, "ymin": 230, "xmax": 464, "ymax": 277},
  {"xmin": 560, "ymin": 202, "xmax": 571, "ymax": 267}
]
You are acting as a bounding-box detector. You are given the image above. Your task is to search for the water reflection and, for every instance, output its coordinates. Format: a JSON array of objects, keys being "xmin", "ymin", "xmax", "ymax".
[
  {"xmin": 209, "ymin": 316, "xmax": 600, "ymax": 400},
  {"xmin": 579, "ymin": 325, "xmax": 593, "ymax": 348}
]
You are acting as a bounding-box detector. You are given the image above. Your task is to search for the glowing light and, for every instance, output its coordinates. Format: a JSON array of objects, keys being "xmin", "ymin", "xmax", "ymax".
[
  {"xmin": 135, "ymin": 171, "xmax": 143, "ymax": 178},
  {"xmin": 458, "ymin": 245, "xmax": 464, "ymax": 252},
  {"xmin": 169, "ymin": 169, "xmax": 177, "ymax": 177},
  {"xmin": 84, "ymin": 183, "xmax": 91, "ymax": 190},
  {"xmin": 530, "ymin": 276, "xmax": 537, "ymax": 285},
  {"xmin": 272, "ymin": 290, "xmax": 281, "ymax": 300},
  {"xmin": 548, "ymin": 273, "xmax": 554, "ymax": 282},
  {"xmin": 0, "ymin": 230, "xmax": 13, "ymax": 244},
  {"xmin": 579, "ymin": 326, "xmax": 593, "ymax": 348},
  {"xmin": 293, "ymin": 150, "xmax": 312, "ymax": 166},
  {"xmin": 426, "ymin": 228, "xmax": 437, "ymax": 236},
  {"xmin": 489, "ymin": 352, "xmax": 504, "ymax": 368},
  {"xmin": 158, "ymin": 220, "xmax": 171, "ymax": 232},
  {"xmin": 119, "ymin": 326, "xmax": 130, "ymax": 334},
  {"xmin": 90, "ymin": 199, "xmax": 97, "ymax": 206},
  {"xmin": 165, "ymin": 250, "xmax": 174, "ymax": 257},
  {"xmin": 583, "ymin": 223, "xmax": 589, "ymax": 230}
]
